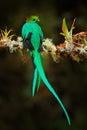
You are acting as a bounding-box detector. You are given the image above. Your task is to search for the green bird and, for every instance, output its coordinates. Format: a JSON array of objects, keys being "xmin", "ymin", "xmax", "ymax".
[{"xmin": 22, "ymin": 16, "xmax": 71, "ymax": 125}]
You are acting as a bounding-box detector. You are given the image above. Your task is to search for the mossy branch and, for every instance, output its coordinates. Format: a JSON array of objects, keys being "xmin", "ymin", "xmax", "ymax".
[
  {"xmin": 43, "ymin": 32, "xmax": 87, "ymax": 62},
  {"xmin": 0, "ymin": 19, "xmax": 87, "ymax": 62},
  {"xmin": 42, "ymin": 18, "xmax": 87, "ymax": 62}
]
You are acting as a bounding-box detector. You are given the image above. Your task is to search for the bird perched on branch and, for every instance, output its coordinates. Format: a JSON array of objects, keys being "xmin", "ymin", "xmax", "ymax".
[{"xmin": 21, "ymin": 15, "xmax": 71, "ymax": 125}]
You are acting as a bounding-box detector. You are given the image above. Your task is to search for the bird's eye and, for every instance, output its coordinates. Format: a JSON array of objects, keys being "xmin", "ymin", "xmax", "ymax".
[{"xmin": 33, "ymin": 19, "xmax": 35, "ymax": 21}]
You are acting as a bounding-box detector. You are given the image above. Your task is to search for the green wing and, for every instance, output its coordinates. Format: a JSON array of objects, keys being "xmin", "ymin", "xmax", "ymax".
[{"xmin": 22, "ymin": 22, "xmax": 44, "ymax": 50}]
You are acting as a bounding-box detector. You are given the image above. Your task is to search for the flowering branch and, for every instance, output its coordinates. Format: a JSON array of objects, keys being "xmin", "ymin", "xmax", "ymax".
[
  {"xmin": 0, "ymin": 19, "xmax": 87, "ymax": 62},
  {"xmin": 42, "ymin": 19, "xmax": 87, "ymax": 62}
]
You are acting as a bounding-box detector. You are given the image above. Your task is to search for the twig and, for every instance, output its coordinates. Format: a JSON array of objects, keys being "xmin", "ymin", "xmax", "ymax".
[
  {"xmin": 0, "ymin": 19, "xmax": 87, "ymax": 62},
  {"xmin": 42, "ymin": 19, "xmax": 87, "ymax": 62}
]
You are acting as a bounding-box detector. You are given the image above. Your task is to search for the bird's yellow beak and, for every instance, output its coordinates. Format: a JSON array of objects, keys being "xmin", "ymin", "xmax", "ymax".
[{"xmin": 38, "ymin": 19, "xmax": 40, "ymax": 23}]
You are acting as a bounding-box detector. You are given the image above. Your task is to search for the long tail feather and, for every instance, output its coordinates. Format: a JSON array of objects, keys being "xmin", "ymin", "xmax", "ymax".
[
  {"xmin": 37, "ymin": 73, "xmax": 41, "ymax": 92},
  {"xmin": 32, "ymin": 68, "xmax": 38, "ymax": 96},
  {"xmin": 33, "ymin": 51, "xmax": 71, "ymax": 125}
]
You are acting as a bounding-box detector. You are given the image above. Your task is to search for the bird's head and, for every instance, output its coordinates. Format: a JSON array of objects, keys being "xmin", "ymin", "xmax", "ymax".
[{"xmin": 26, "ymin": 16, "xmax": 40, "ymax": 23}]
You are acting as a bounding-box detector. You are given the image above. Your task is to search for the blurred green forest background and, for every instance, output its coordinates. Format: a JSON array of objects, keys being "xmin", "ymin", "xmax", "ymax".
[{"xmin": 0, "ymin": 0, "xmax": 87, "ymax": 130}]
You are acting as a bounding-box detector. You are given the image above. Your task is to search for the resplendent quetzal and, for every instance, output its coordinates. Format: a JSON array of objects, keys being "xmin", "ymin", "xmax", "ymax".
[{"xmin": 22, "ymin": 16, "xmax": 71, "ymax": 125}]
